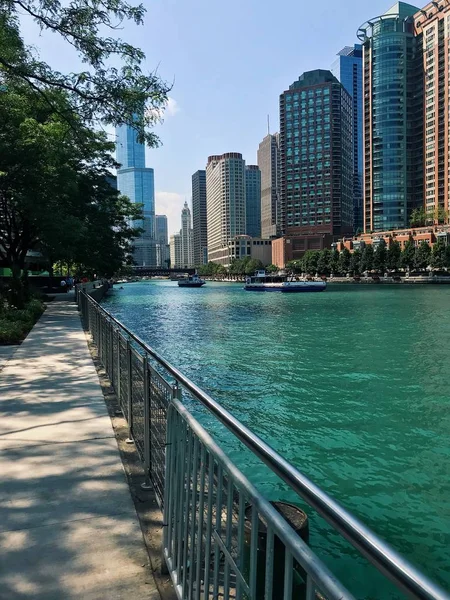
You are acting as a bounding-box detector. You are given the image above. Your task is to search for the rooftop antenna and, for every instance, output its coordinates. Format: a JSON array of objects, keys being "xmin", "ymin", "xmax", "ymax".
[{"xmin": 267, "ymin": 114, "xmax": 270, "ymax": 135}]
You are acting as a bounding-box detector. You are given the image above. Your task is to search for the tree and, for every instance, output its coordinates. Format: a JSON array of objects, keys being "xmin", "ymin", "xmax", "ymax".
[
  {"xmin": 360, "ymin": 245, "xmax": 374, "ymax": 273},
  {"xmin": 414, "ymin": 241, "xmax": 431, "ymax": 272},
  {"xmin": 245, "ymin": 259, "xmax": 263, "ymax": 275},
  {"xmin": 0, "ymin": 0, "xmax": 170, "ymax": 146},
  {"xmin": 349, "ymin": 249, "xmax": 362, "ymax": 275},
  {"xmin": 286, "ymin": 260, "xmax": 303, "ymax": 274},
  {"xmin": 373, "ymin": 243, "xmax": 387, "ymax": 274},
  {"xmin": 0, "ymin": 81, "xmax": 142, "ymax": 302},
  {"xmin": 317, "ymin": 248, "xmax": 331, "ymax": 276},
  {"xmin": 410, "ymin": 207, "xmax": 426, "ymax": 227},
  {"xmin": 401, "ymin": 241, "xmax": 415, "ymax": 272},
  {"xmin": 387, "ymin": 240, "xmax": 401, "ymax": 271},
  {"xmin": 302, "ymin": 251, "xmax": 319, "ymax": 275},
  {"xmin": 198, "ymin": 262, "xmax": 222, "ymax": 276},
  {"xmin": 266, "ymin": 264, "xmax": 279, "ymax": 273},
  {"xmin": 330, "ymin": 249, "xmax": 340, "ymax": 275},
  {"xmin": 431, "ymin": 239, "xmax": 447, "ymax": 270},
  {"xmin": 425, "ymin": 206, "xmax": 449, "ymax": 226},
  {"xmin": 338, "ymin": 248, "xmax": 351, "ymax": 275}
]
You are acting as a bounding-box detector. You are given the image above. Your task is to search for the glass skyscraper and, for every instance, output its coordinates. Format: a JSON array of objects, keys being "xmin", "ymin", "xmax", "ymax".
[
  {"xmin": 358, "ymin": 2, "xmax": 422, "ymax": 233},
  {"xmin": 332, "ymin": 45, "xmax": 363, "ymax": 233},
  {"xmin": 245, "ymin": 165, "xmax": 261, "ymax": 238},
  {"xmin": 192, "ymin": 170, "xmax": 207, "ymax": 266},
  {"xmin": 116, "ymin": 124, "xmax": 156, "ymax": 266},
  {"xmin": 155, "ymin": 215, "xmax": 169, "ymax": 268}
]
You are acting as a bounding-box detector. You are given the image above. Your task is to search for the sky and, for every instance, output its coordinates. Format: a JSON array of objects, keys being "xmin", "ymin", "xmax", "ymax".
[{"xmin": 18, "ymin": 0, "xmax": 404, "ymax": 234}]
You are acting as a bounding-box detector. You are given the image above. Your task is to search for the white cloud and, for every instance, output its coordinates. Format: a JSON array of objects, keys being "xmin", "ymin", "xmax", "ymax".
[
  {"xmin": 165, "ymin": 97, "xmax": 180, "ymax": 117},
  {"xmin": 147, "ymin": 97, "xmax": 180, "ymax": 121},
  {"xmin": 155, "ymin": 191, "xmax": 186, "ymax": 236}
]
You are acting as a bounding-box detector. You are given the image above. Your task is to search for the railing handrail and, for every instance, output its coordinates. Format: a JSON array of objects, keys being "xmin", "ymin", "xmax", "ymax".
[
  {"xmin": 170, "ymin": 398, "xmax": 356, "ymax": 600},
  {"xmin": 80, "ymin": 289, "xmax": 449, "ymax": 600}
]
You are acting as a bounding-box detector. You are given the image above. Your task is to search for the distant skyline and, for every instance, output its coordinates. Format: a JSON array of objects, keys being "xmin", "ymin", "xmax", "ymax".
[{"xmin": 18, "ymin": 0, "xmax": 407, "ymax": 234}]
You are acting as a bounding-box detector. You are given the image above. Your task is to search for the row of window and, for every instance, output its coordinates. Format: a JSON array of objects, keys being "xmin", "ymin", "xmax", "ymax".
[{"xmin": 285, "ymin": 89, "xmax": 330, "ymax": 101}]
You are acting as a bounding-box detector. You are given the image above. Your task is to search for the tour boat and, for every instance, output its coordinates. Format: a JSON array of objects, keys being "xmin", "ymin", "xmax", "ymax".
[
  {"xmin": 177, "ymin": 274, "xmax": 206, "ymax": 288},
  {"xmin": 244, "ymin": 271, "xmax": 326, "ymax": 293}
]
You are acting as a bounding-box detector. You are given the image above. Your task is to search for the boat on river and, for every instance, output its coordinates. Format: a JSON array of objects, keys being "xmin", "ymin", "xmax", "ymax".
[
  {"xmin": 244, "ymin": 271, "xmax": 326, "ymax": 293},
  {"xmin": 177, "ymin": 274, "xmax": 206, "ymax": 288}
]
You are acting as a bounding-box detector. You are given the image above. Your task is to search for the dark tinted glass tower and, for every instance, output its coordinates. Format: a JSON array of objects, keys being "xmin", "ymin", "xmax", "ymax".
[
  {"xmin": 192, "ymin": 170, "xmax": 207, "ymax": 266},
  {"xmin": 332, "ymin": 45, "xmax": 363, "ymax": 233},
  {"xmin": 245, "ymin": 165, "xmax": 262, "ymax": 237}
]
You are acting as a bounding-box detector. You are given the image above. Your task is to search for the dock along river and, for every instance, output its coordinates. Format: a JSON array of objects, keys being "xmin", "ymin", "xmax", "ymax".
[{"xmin": 103, "ymin": 281, "xmax": 450, "ymax": 598}]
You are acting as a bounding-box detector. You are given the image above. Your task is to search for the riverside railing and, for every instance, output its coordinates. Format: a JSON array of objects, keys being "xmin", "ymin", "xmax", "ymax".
[{"xmin": 77, "ymin": 289, "xmax": 449, "ymax": 600}]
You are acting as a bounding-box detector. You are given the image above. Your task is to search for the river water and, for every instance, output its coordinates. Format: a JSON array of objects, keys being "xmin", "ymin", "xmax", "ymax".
[{"xmin": 103, "ymin": 281, "xmax": 450, "ymax": 598}]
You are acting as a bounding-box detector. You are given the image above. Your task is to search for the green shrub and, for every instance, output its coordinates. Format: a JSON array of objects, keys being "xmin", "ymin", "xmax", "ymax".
[
  {"xmin": 0, "ymin": 319, "xmax": 28, "ymax": 344},
  {"xmin": 5, "ymin": 309, "xmax": 33, "ymax": 323},
  {"xmin": 0, "ymin": 299, "xmax": 45, "ymax": 344},
  {"xmin": 27, "ymin": 299, "xmax": 45, "ymax": 319}
]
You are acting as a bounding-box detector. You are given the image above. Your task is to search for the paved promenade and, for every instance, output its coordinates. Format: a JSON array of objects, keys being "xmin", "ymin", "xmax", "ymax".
[{"xmin": 0, "ymin": 298, "xmax": 161, "ymax": 599}]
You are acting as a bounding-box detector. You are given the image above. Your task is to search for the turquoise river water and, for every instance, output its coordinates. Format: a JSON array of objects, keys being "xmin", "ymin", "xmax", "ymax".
[{"xmin": 103, "ymin": 281, "xmax": 450, "ymax": 598}]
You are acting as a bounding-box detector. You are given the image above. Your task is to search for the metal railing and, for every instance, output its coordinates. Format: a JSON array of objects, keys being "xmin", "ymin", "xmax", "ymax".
[{"xmin": 78, "ymin": 289, "xmax": 449, "ymax": 600}]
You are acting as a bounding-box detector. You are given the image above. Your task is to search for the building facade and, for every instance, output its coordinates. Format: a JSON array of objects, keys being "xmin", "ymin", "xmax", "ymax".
[
  {"xmin": 192, "ymin": 170, "xmax": 207, "ymax": 266},
  {"xmin": 358, "ymin": 2, "xmax": 422, "ymax": 233},
  {"xmin": 206, "ymin": 153, "xmax": 247, "ymax": 265},
  {"xmin": 279, "ymin": 70, "xmax": 354, "ymax": 244},
  {"xmin": 155, "ymin": 215, "xmax": 170, "ymax": 268},
  {"xmin": 257, "ymin": 133, "xmax": 279, "ymax": 238},
  {"xmin": 414, "ymin": 0, "xmax": 450, "ymax": 221},
  {"xmin": 245, "ymin": 165, "xmax": 262, "ymax": 237},
  {"xmin": 211, "ymin": 236, "xmax": 273, "ymax": 269},
  {"xmin": 116, "ymin": 123, "xmax": 156, "ymax": 266},
  {"xmin": 332, "ymin": 45, "xmax": 364, "ymax": 233},
  {"xmin": 169, "ymin": 233, "xmax": 182, "ymax": 268},
  {"xmin": 180, "ymin": 201, "xmax": 194, "ymax": 268}
]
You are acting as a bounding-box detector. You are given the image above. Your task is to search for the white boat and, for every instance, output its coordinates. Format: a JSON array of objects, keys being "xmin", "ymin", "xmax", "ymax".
[
  {"xmin": 244, "ymin": 271, "xmax": 326, "ymax": 293},
  {"xmin": 177, "ymin": 274, "xmax": 206, "ymax": 288}
]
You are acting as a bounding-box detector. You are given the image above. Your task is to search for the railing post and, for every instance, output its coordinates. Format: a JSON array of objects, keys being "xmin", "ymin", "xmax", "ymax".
[
  {"xmin": 109, "ymin": 321, "xmax": 114, "ymax": 382},
  {"xmin": 115, "ymin": 331, "xmax": 122, "ymax": 416},
  {"xmin": 161, "ymin": 403, "xmax": 176, "ymax": 576},
  {"xmin": 126, "ymin": 339, "xmax": 133, "ymax": 443},
  {"xmin": 141, "ymin": 354, "xmax": 152, "ymax": 491},
  {"xmin": 172, "ymin": 381, "xmax": 182, "ymax": 402},
  {"xmin": 98, "ymin": 311, "xmax": 103, "ymax": 363}
]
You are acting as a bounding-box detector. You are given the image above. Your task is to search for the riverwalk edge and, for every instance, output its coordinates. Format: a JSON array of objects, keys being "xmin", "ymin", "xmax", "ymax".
[{"xmin": 0, "ymin": 295, "xmax": 175, "ymax": 600}]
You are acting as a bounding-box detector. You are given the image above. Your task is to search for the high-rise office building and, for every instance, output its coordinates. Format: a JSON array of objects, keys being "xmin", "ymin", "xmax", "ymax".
[
  {"xmin": 206, "ymin": 153, "xmax": 247, "ymax": 265},
  {"xmin": 192, "ymin": 170, "xmax": 207, "ymax": 266},
  {"xmin": 245, "ymin": 165, "xmax": 261, "ymax": 237},
  {"xmin": 116, "ymin": 123, "xmax": 156, "ymax": 266},
  {"xmin": 155, "ymin": 215, "xmax": 170, "ymax": 268},
  {"xmin": 332, "ymin": 45, "xmax": 363, "ymax": 233},
  {"xmin": 257, "ymin": 134, "xmax": 279, "ymax": 238},
  {"xmin": 278, "ymin": 70, "xmax": 353, "ymax": 253},
  {"xmin": 169, "ymin": 233, "xmax": 182, "ymax": 268},
  {"xmin": 358, "ymin": 2, "xmax": 422, "ymax": 233},
  {"xmin": 414, "ymin": 0, "xmax": 450, "ymax": 221},
  {"xmin": 180, "ymin": 201, "xmax": 194, "ymax": 268},
  {"xmin": 155, "ymin": 215, "xmax": 168, "ymax": 244}
]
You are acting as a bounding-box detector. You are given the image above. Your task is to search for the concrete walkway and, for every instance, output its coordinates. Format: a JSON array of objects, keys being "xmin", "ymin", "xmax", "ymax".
[
  {"xmin": 0, "ymin": 299, "xmax": 161, "ymax": 599},
  {"xmin": 0, "ymin": 345, "xmax": 20, "ymax": 372}
]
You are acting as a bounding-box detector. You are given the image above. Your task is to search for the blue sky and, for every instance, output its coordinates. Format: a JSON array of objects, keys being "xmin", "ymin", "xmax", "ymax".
[{"xmin": 19, "ymin": 0, "xmax": 402, "ymax": 233}]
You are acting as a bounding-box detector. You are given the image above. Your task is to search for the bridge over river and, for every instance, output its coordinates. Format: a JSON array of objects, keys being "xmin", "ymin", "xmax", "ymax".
[{"xmin": 131, "ymin": 266, "xmax": 196, "ymax": 277}]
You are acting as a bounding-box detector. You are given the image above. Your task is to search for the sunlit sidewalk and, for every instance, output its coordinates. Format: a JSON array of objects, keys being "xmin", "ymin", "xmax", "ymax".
[{"xmin": 0, "ymin": 299, "xmax": 160, "ymax": 600}]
